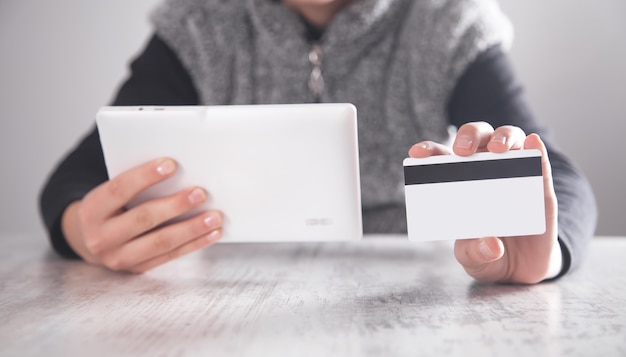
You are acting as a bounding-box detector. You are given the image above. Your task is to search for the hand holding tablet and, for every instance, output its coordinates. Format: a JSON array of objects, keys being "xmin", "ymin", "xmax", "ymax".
[{"xmin": 96, "ymin": 104, "xmax": 363, "ymax": 243}]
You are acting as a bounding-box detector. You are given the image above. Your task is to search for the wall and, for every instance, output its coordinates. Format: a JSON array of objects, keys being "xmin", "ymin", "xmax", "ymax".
[
  {"xmin": 1, "ymin": 1, "xmax": 624, "ymax": 237},
  {"xmin": 498, "ymin": 0, "xmax": 626, "ymax": 235},
  {"xmin": 0, "ymin": 1, "xmax": 159, "ymax": 236}
]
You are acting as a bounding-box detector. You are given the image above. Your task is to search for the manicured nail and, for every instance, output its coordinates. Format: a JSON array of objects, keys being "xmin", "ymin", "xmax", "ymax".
[
  {"xmin": 491, "ymin": 133, "xmax": 507, "ymax": 145},
  {"xmin": 478, "ymin": 239, "xmax": 497, "ymax": 260},
  {"xmin": 206, "ymin": 230, "xmax": 221, "ymax": 242},
  {"xmin": 188, "ymin": 188, "xmax": 206, "ymax": 204},
  {"xmin": 418, "ymin": 142, "xmax": 430, "ymax": 150},
  {"xmin": 455, "ymin": 135, "xmax": 474, "ymax": 150},
  {"xmin": 203, "ymin": 214, "xmax": 221, "ymax": 228},
  {"xmin": 157, "ymin": 160, "xmax": 175, "ymax": 176}
]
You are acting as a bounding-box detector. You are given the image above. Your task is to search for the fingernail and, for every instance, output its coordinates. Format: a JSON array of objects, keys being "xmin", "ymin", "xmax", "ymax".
[
  {"xmin": 491, "ymin": 133, "xmax": 507, "ymax": 145},
  {"xmin": 188, "ymin": 188, "xmax": 206, "ymax": 204},
  {"xmin": 418, "ymin": 142, "xmax": 430, "ymax": 150},
  {"xmin": 203, "ymin": 214, "xmax": 221, "ymax": 228},
  {"xmin": 206, "ymin": 229, "xmax": 221, "ymax": 242},
  {"xmin": 455, "ymin": 135, "xmax": 474, "ymax": 150},
  {"xmin": 157, "ymin": 160, "xmax": 175, "ymax": 176},
  {"xmin": 478, "ymin": 239, "xmax": 497, "ymax": 260}
]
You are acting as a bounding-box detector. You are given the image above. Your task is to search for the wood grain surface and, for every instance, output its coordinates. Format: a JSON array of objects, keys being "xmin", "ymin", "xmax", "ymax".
[{"xmin": 1, "ymin": 235, "xmax": 625, "ymax": 356}]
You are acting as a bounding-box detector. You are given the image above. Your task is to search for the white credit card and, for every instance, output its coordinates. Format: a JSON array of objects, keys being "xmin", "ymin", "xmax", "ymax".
[{"xmin": 403, "ymin": 149, "xmax": 545, "ymax": 241}]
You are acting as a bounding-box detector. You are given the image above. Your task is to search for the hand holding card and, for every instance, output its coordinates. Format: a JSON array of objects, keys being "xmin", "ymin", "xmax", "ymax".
[{"xmin": 407, "ymin": 125, "xmax": 561, "ymax": 284}]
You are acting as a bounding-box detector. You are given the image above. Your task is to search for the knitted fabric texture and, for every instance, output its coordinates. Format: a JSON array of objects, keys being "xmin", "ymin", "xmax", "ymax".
[{"xmin": 150, "ymin": 0, "xmax": 513, "ymax": 232}]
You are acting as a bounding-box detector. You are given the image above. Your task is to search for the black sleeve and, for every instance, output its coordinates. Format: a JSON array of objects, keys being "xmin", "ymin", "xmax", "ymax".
[
  {"xmin": 447, "ymin": 45, "xmax": 598, "ymax": 277},
  {"xmin": 38, "ymin": 34, "xmax": 199, "ymax": 259}
]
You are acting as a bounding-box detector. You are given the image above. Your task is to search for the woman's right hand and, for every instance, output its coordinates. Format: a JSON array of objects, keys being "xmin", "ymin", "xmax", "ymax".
[{"xmin": 61, "ymin": 158, "xmax": 223, "ymax": 273}]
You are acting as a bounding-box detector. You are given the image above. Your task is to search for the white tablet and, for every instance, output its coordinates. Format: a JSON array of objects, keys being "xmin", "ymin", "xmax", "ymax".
[{"xmin": 96, "ymin": 104, "xmax": 362, "ymax": 242}]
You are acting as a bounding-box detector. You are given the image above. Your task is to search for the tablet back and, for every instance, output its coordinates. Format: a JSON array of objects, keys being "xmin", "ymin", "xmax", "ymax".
[{"xmin": 96, "ymin": 104, "xmax": 362, "ymax": 242}]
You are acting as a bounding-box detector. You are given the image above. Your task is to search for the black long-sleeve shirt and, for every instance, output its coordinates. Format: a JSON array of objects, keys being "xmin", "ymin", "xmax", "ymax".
[{"xmin": 39, "ymin": 34, "xmax": 597, "ymax": 277}]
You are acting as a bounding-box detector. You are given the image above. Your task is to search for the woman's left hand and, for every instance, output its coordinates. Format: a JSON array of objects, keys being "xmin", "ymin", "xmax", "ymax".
[{"xmin": 408, "ymin": 122, "xmax": 561, "ymax": 284}]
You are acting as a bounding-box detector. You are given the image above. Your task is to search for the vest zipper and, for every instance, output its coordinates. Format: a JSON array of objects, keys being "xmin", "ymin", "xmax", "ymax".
[{"xmin": 308, "ymin": 42, "xmax": 324, "ymax": 102}]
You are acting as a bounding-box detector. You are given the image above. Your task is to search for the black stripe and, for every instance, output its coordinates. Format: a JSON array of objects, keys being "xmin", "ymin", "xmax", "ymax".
[{"xmin": 404, "ymin": 156, "xmax": 542, "ymax": 185}]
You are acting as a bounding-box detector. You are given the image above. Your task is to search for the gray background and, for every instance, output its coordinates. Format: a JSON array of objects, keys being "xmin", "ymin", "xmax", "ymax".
[{"xmin": 1, "ymin": 1, "xmax": 624, "ymax": 237}]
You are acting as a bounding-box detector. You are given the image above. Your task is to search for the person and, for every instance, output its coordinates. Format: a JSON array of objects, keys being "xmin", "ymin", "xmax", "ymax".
[{"xmin": 39, "ymin": 0, "xmax": 596, "ymax": 284}]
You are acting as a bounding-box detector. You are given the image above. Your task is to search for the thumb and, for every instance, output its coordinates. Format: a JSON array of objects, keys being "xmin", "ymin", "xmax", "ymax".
[{"xmin": 454, "ymin": 237, "xmax": 510, "ymax": 282}]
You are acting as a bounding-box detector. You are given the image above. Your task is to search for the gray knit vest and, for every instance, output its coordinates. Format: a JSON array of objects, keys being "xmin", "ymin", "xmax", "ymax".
[{"xmin": 150, "ymin": 0, "xmax": 513, "ymax": 233}]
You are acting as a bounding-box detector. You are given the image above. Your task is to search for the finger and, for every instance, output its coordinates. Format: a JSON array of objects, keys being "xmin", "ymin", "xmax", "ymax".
[
  {"xmin": 524, "ymin": 134, "xmax": 556, "ymax": 202},
  {"xmin": 486, "ymin": 125, "xmax": 527, "ymax": 153},
  {"xmin": 130, "ymin": 229, "xmax": 223, "ymax": 273},
  {"xmin": 101, "ymin": 186, "xmax": 209, "ymax": 246},
  {"xmin": 453, "ymin": 122, "xmax": 494, "ymax": 156},
  {"xmin": 524, "ymin": 133, "xmax": 559, "ymax": 246},
  {"xmin": 408, "ymin": 141, "xmax": 453, "ymax": 158},
  {"xmin": 85, "ymin": 158, "xmax": 177, "ymax": 218},
  {"xmin": 454, "ymin": 237, "xmax": 511, "ymax": 283},
  {"xmin": 100, "ymin": 210, "xmax": 223, "ymax": 271}
]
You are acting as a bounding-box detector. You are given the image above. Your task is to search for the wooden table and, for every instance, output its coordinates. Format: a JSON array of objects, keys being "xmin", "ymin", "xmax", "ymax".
[{"xmin": 1, "ymin": 234, "xmax": 625, "ymax": 356}]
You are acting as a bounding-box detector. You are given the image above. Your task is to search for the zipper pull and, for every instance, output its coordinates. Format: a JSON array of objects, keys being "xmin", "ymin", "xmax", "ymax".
[{"xmin": 308, "ymin": 43, "xmax": 324, "ymax": 102}]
